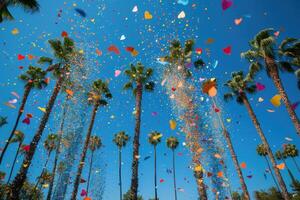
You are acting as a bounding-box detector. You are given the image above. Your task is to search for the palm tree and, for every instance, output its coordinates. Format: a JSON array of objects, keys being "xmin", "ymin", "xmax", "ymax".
[
  {"xmin": 283, "ymin": 144, "xmax": 300, "ymax": 172},
  {"xmin": 113, "ymin": 131, "xmax": 130, "ymax": 200},
  {"xmin": 34, "ymin": 134, "xmax": 58, "ymax": 190},
  {"xmin": 46, "ymin": 101, "xmax": 69, "ymax": 200},
  {"xmin": 36, "ymin": 170, "xmax": 52, "ymax": 190},
  {"xmin": 71, "ymin": 79, "xmax": 112, "ymax": 199},
  {"xmin": 0, "ymin": 0, "xmax": 39, "ymax": 22},
  {"xmin": 86, "ymin": 135, "xmax": 102, "ymax": 196},
  {"xmin": 148, "ymin": 131, "xmax": 162, "ymax": 200},
  {"xmin": 166, "ymin": 136, "xmax": 179, "ymax": 200},
  {"xmin": 9, "ymin": 36, "xmax": 76, "ymax": 200},
  {"xmin": 241, "ymin": 29, "xmax": 300, "ymax": 135},
  {"xmin": 224, "ymin": 71, "xmax": 290, "ymax": 200},
  {"xmin": 162, "ymin": 39, "xmax": 207, "ymax": 200},
  {"xmin": 123, "ymin": 62, "xmax": 155, "ymax": 199},
  {"xmin": 257, "ymin": 144, "xmax": 280, "ymax": 191},
  {"xmin": 201, "ymin": 78, "xmax": 250, "ymax": 200},
  {"xmin": 0, "ymin": 66, "xmax": 47, "ymax": 164},
  {"xmin": 6, "ymin": 130, "xmax": 24, "ymax": 183}
]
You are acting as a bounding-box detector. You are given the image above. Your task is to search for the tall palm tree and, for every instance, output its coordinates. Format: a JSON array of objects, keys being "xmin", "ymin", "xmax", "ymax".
[
  {"xmin": 283, "ymin": 144, "xmax": 300, "ymax": 172},
  {"xmin": 9, "ymin": 36, "xmax": 76, "ymax": 200},
  {"xmin": 148, "ymin": 131, "xmax": 162, "ymax": 200},
  {"xmin": 86, "ymin": 135, "xmax": 102, "ymax": 196},
  {"xmin": 71, "ymin": 79, "xmax": 112, "ymax": 199},
  {"xmin": 46, "ymin": 100, "xmax": 69, "ymax": 200},
  {"xmin": 113, "ymin": 131, "xmax": 130, "ymax": 200},
  {"xmin": 166, "ymin": 136, "xmax": 179, "ymax": 200},
  {"xmin": 201, "ymin": 78, "xmax": 250, "ymax": 200},
  {"xmin": 224, "ymin": 71, "xmax": 290, "ymax": 200},
  {"xmin": 241, "ymin": 29, "xmax": 300, "ymax": 135},
  {"xmin": 257, "ymin": 144, "xmax": 280, "ymax": 191},
  {"xmin": 123, "ymin": 62, "xmax": 155, "ymax": 200},
  {"xmin": 275, "ymin": 150, "xmax": 295, "ymax": 182},
  {"xmin": 162, "ymin": 39, "xmax": 207, "ymax": 200},
  {"xmin": 6, "ymin": 130, "xmax": 24, "ymax": 184},
  {"xmin": 34, "ymin": 134, "xmax": 58, "ymax": 190},
  {"xmin": 0, "ymin": 0, "xmax": 39, "ymax": 22},
  {"xmin": 0, "ymin": 66, "xmax": 47, "ymax": 164}
]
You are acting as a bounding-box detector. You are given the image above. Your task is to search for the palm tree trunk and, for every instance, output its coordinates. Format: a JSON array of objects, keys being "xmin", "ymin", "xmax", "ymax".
[
  {"xmin": 211, "ymin": 97, "xmax": 250, "ymax": 199},
  {"xmin": 266, "ymin": 58, "xmax": 300, "ymax": 135},
  {"xmin": 193, "ymin": 158, "xmax": 207, "ymax": 200},
  {"xmin": 7, "ymin": 142, "xmax": 22, "ymax": 184},
  {"xmin": 34, "ymin": 151, "xmax": 51, "ymax": 190},
  {"xmin": 154, "ymin": 145, "xmax": 158, "ymax": 200},
  {"xmin": 119, "ymin": 147, "xmax": 123, "ymax": 200},
  {"xmin": 8, "ymin": 76, "xmax": 63, "ymax": 200},
  {"xmin": 46, "ymin": 100, "xmax": 68, "ymax": 200},
  {"xmin": 130, "ymin": 82, "xmax": 143, "ymax": 200},
  {"xmin": 264, "ymin": 156, "xmax": 280, "ymax": 192},
  {"xmin": 292, "ymin": 158, "xmax": 300, "ymax": 172},
  {"xmin": 282, "ymin": 158, "xmax": 295, "ymax": 182},
  {"xmin": 0, "ymin": 85, "xmax": 31, "ymax": 164},
  {"xmin": 172, "ymin": 149, "xmax": 178, "ymax": 200},
  {"xmin": 86, "ymin": 150, "xmax": 94, "ymax": 196},
  {"xmin": 71, "ymin": 104, "xmax": 99, "ymax": 200},
  {"xmin": 242, "ymin": 94, "xmax": 290, "ymax": 200}
]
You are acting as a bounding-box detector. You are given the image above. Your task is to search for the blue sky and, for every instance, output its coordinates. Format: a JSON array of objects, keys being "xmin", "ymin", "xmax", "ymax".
[{"xmin": 0, "ymin": 0, "xmax": 300, "ymax": 199}]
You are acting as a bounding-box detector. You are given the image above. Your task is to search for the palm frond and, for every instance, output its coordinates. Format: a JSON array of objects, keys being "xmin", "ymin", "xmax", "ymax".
[
  {"xmin": 38, "ymin": 56, "xmax": 53, "ymax": 65},
  {"xmin": 145, "ymin": 81, "xmax": 155, "ymax": 91},
  {"xmin": 224, "ymin": 93, "xmax": 234, "ymax": 102},
  {"xmin": 123, "ymin": 82, "xmax": 133, "ymax": 90},
  {"xmin": 278, "ymin": 61, "xmax": 295, "ymax": 73}
]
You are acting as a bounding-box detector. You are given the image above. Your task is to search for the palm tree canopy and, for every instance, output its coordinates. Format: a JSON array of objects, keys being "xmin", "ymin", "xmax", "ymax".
[
  {"xmin": 44, "ymin": 134, "xmax": 59, "ymax": 153},
  {"xmin": 38, "ymin": 170, "xmax": 53, "ymax": 186},
  {"xmin": 10, "ymin": 130, "xmax": 24, "ymax": 143},
  {"xmin": 123, "ymin": 62, "xmax": 155, "ymax": 95},
  {"xmin": 256, "ymin": 144, "xmax": 268, "ymax": 157},
  {"xmin": 0, "ymin": 0, "xmax": 39, "ymax": 22},
  {"xmin": 166, "ymin": 136, "xmax": 179, "ymax": 150},
  {"xmin": 113, "ymin": 131, "xmax": 130, "ymax": 148},
  {"xmin": 283, "ymin": 144, "xmax": 298, "ymax": 158},
  {"xmin": 223, "ymin": 71, "xmax": 257, "ymax": 104},
  {"xmin": 279, "ymin": 37, "xmax": 300, "ymax": 66},
  {"xmin": 241, "ymin": 28, "xmax": 299, "ymax": 77},
  {"xmin": 38, "ymin": 37, "xmax": 76, "ymax": 78},
  {"xmin": 275, "ymin": 150, "xmax": 287, "ymax": 160},
  {"xmin": 162, "ymin": 39, "xmax": 205, "ymax": 78},
  {"xmin": 148, "ymin": 131, "xmax": 162, "ymax": 146},
  {"xmin": 19, "ymin": 66, "xmax": 48, "ymax": 89},
  {"xmin": 89, "ymin": 135, "xmax": 102, "ymax": 152},
  {"xmin": 88, "ymin": 79, "xmax": 112, "ymax": 106}
]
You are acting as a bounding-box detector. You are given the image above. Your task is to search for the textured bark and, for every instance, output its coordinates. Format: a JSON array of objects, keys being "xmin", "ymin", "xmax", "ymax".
[
  {"xmin": 212, "ymin": 97, "xmax": 250, "ymax": 199},
  {"xmin": 0, "ymin": 85, "xmax": 31, "ymax": 164},
  {"xmin": 154, "ymin": 145, "xmax": 158, "ymax": 200},
  {"xmin": 242, "ymin": 94, "xmax": 290, "ymax": 200},
  {"xmin": 86, "ymin": 150, "xmax": 94, "ymax": 195},
  {"xmin": 129, "ymin": 82, "xmax": 143, "ymax": 200},
  {"xmin": 71, "ymin": 104, "xmax": 99, "ymax": 200},
  {"xmin": 46, "ymin": 101, "xmax": 68, "ymax": 200},
  {"xmin": 119, "ymin": 148, "xmax": 123, "ymax": 200},
  {"xmin": 7, "ymin": 142, "xmax": 22, "ymax": 184},
  {"xmin": 8, "ymin": 76, "xmax": 63, "ymax": 200},
  {"xmin": 172, "ymin": 149, "xmax": 178, "ymax": 200},
  {"xmin": 266, "ymin": 57, "xmax": 300, "ymax": 135}
]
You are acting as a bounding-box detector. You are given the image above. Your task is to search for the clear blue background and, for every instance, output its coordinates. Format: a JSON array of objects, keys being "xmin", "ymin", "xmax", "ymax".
[{"xmin": 0, "ymin": 0, "xmax": 300, "ymax": 199}]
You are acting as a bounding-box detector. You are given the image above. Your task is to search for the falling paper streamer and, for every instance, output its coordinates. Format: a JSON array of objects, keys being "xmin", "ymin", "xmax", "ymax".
[{"xmin": 270, "ymin": 94, "xmax": 281, "ymax": 107}]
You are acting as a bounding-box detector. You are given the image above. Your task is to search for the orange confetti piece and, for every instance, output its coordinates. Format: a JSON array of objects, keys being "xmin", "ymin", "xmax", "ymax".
[
  {"xmin": 276, "ymin": 163, "xmax": 285, "ymax": 170},
  {"xmin": 240, "ymin": 162, "xmax": 247, "ymax": 169},
  {"xmin": 96, "ymin": 48, "xmax": 102, "ymax": 56},
  {"xmin": 217, "ymin": 171, "xmax": 223, "ymax": 178},
  {"xmin": 27, "ymin": 54, "xmax": 35, "ymax": 60},
  {"xmin": 66, "ymin": 89, "xmax": 74, "ymax": 96}
]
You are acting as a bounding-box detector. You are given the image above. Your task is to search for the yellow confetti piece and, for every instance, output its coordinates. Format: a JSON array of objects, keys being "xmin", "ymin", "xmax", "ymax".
[
  {"xmin": 270, "ymin": 94, "xmax": 281, "ymax": 107},
  {"xmin": 169, "ymin": 120, "xmax": 176, "ymax": 130},
  {"xmin": 38, "ymin": 107, "xmax": 46, "ymax": 113},
  {"xmin": 226, "ymin": 118, "xmax": 231, "ymax": 123},
  {"xmin": 194, "ymin": 165, "xmax": 202, "ymax": 172},
  {"xmin": 153, "ymin": 133, "xmax": 163, "ymax": 140},
  {"xmin": 131, "ymin": 49, "xmax": 139, "ymax": 57},
  {"xmin": 144, "ymin": 11, "xmax": 153, "ymax": 20},
  {"xmin": 11, "ymin": 28, "xmax": 19, "ymax": 35}
]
